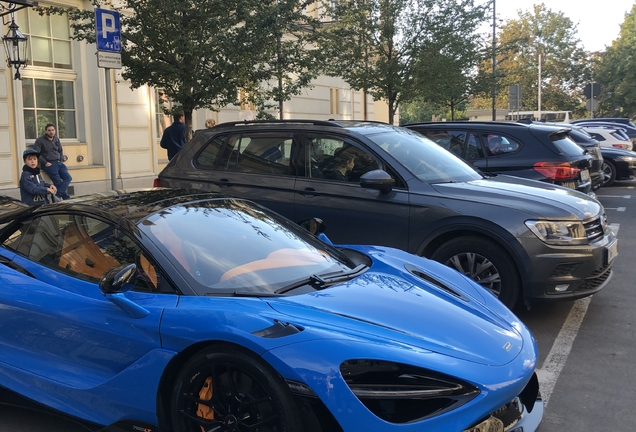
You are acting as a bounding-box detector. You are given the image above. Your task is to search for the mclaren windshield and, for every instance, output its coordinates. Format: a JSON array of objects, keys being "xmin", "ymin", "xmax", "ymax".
[{"xmin": 140, "ymin": 198, "xmax": 357, "ymax": 296}]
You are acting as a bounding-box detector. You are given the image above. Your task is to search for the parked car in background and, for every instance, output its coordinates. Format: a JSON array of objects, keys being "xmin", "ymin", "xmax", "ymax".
[
  {"xmin": 572, "ymin": 120, "xmax": 636, "ymax": 145},
  {"xmin": 582, "ymin": 127, "xmax": 633, "ymax": 151},
  {"xmin": 572, "ymin": 117, "xmax": 636, "ymax": 128},
  {"xmin": 598, "ymin": 147, "xmax": 636, "ymax": 186},
  {"xmin": 404, "ymin": 121, "xmax": 594, "ymax": 195},
  {"xmin": 156, "ymin": 120, "xmax": 617, "ymax": 309},
  {"xmin": 555, "ymin": 124, "xmax": 604, "ymax": 190},
  {"xmin": 0, "ymin": 190, "xmax": 544, "ymax": 432}
]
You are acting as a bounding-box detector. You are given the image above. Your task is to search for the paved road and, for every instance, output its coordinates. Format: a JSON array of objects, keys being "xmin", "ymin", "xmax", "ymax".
[
  {"xmin": 1, "ymin": 181, "xmax": 635, "ymax": 432},
  {"xmin": 526, "ymin": 181, "xmax": 636, "ymax": 431}
]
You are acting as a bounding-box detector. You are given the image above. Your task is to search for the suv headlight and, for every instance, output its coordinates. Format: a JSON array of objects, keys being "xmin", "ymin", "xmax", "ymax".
[{"xmin": 525, "ymin": 220, "xmax": 587, "ymax": 246}]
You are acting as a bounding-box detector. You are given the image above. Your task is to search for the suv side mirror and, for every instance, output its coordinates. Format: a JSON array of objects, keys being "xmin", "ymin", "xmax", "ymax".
[
  {"xmin": 298, "ymin": 217, "xmax": 326, "ymax": 235},
  {"xmin": 359, "ymin": 169, "xmax": 394, "ymax": 194}
]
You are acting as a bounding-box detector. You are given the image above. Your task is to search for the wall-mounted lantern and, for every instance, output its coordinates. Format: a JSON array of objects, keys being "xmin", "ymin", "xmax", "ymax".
[
  {"xmin": 1, "ymin": 0, "xmax": 38, "ymax": 80},
  {"xmin": 3, "ymin": 19, "xmax": 28, "ymax": 80}
]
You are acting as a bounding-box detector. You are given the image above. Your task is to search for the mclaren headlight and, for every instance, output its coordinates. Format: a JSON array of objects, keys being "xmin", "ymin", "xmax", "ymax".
[
  {"xmin": 525, "ymin": 220, "xmax": 587, "ymax": 246},
  {"xmin": 340, "ymin": 360, "xmax": 479, "ymax": 424}
]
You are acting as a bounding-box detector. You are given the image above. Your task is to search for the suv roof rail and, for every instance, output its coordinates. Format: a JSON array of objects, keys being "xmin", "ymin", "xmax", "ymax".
[
  {"xmin": 215, "ymin": 119, "xmax": 344, "ymax": 128},
  {"xmin": 405, "ymin": 121, "xmax": 527, "ymax": 127}
]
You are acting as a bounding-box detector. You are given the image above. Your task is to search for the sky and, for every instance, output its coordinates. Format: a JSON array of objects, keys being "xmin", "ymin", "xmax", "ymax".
[{"xmin": 495, "ymin": 0, "xmax": 635, "ymax": 52}]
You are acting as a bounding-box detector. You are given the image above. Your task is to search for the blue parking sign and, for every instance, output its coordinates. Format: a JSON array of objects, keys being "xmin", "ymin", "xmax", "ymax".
[{"xmin": 95, "ymin": 8, "xmax": 121, "ymax": 53}]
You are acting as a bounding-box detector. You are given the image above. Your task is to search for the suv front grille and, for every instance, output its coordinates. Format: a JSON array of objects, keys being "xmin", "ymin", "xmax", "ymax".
[{"xmin": 584, "ymin": 216, "xmax": 605, "ymax": 243}]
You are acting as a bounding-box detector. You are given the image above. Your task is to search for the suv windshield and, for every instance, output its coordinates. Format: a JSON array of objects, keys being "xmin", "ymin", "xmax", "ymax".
[
  {"xmin": 141, "ymin": 199, "xmax": 354, "ymax": 295},
  {"xmin": 364, "ymin": 128, "xmax": 482, "ymax": 183}
]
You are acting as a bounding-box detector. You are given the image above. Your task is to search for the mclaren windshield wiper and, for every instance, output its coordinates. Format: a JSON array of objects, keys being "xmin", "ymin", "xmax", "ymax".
[
  {"xmin": 274, "ymin": 264, "xmax": 368, "ymax": 294},
  {"xmin": 204, "ymin": 291, "xmax": 282, "ymax": 297}
]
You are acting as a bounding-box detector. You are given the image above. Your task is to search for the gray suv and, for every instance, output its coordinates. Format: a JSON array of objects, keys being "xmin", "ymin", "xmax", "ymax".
[{"xmin": 156, "ymin": 120, "xmax": 617, "ymax": 309}]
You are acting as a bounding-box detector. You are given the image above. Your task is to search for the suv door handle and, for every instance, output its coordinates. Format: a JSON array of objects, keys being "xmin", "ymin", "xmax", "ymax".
[
  {"xmin": 299, "ymin": 187, "xmax": 319, "ymax": 197},
  {"xmin": 216, "ymin": 179, "xmax": 232, "ymax": 188}
]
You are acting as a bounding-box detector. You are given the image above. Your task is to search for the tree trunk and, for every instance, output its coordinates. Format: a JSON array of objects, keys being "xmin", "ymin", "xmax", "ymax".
[{"xmin": 184, "ymin": 110, "xmax": 194, "ymax": 142}]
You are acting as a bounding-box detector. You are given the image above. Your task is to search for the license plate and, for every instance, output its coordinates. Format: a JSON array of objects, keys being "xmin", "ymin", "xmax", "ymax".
[
  {"xmin": 580, "ymin": 169, "xmax": 590, "ymax": 182},
  {"xmin": 605, "ymin": 239, "xmax": 618, "ymax": 265}
]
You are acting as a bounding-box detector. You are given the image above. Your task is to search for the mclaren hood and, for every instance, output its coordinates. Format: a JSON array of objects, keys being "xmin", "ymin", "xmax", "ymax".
[{"xmin": 267, "ymin": 247, "xmax": 527, "ymax": 367}]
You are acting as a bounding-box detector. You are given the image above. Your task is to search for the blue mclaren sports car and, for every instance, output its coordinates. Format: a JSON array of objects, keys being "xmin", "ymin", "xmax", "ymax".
[{"xmin": 0, "ymin": 189, "xmax": 542, "ymax": 432}]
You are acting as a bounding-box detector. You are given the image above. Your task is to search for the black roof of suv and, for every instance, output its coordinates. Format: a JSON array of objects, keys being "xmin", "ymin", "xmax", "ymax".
[
  {"xmin": 404, "ymin": 121, "xmax": 594, "ymax": 195},
  {"xmin": 157, "ymin": 119, "xmax": 616, "ymax": 309}
]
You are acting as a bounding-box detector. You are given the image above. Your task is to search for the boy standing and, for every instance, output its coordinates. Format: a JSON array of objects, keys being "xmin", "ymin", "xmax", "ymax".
[
  {"xmin": 20, "ymin": 148, "xmax": 57, "ymax": 206},
  {"xmin": 33, "ymin": 123, "xmax": 72, "ymax": 200}
]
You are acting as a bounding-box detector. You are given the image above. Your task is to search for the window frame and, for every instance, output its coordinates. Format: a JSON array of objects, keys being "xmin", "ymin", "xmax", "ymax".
[
  {"xmin": 21, "ymin": 77, "xmax": 78, "ymax": 140},
  {"xmin": 17, "ymin": 7, "xmax": 73, "ymax": 70},
  {"xmin": 155, "ymin": 88, "xmax": 175, "ymax": 140}
]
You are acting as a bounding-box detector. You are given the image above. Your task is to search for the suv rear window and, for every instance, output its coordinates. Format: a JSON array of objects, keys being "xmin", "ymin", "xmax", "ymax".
[{"xmin": 550, "ymin": 133, "xmax": 585, "ymax": 156}]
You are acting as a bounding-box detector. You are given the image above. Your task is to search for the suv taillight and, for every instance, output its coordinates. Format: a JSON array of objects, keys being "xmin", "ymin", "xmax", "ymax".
[
  {"xmin": 153, "ymin": 178, "xmax": 162, "ymax": 187},
  {"xmin": 533, "ymin": 162, "xmax": 580, "ymax": 181}
]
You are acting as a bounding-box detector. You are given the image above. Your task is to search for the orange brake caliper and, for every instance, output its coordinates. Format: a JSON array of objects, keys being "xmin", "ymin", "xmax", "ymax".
[{"xmin": 197, "ymin": 376, "xmax": 215, "ymax": 432}]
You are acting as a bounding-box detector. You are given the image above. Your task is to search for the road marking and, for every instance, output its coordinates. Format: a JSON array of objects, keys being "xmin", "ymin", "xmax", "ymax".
[
  {"xmin": 604, "ymin": 207, "xmax": 626, "ymax": 211},
  {"xmin": 609, "ymin": 223, "xmax": 620, "ymax": 234},
  {"xmin": 536, "ymin": 296, "xmax": 591, "ymax": 408},
  {"xmin": 599, "ymin": 195, "xmax": 631, "ymax": 198}
]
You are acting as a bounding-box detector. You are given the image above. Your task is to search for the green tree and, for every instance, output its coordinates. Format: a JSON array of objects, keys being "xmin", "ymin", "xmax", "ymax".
[
  {"xmin": 43, "ymin": 0, "xmax": 320, "ymax": 137},
  {"xmin": 595, "ymin": 4, "xmax": 636, "ymax": 118},
  {"xmin": 414, "ymin": 36, "xmax": 489, "ymax": 120},
  {"xmin": 399, "ymin": 99, "xmax": 461, "ymax": 125},
  {"xmin": 245, "ymin": 1, "xmax": 323, "ymax": 119},
  {"xmin": 479, "ymin": 4, "xmax": 590, "ymax": 116},
  {"xmin": 320, "ymin": 0, "xmax": 489, "ymax": 124}
]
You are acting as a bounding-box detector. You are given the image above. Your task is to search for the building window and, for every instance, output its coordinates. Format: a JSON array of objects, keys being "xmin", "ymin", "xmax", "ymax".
[
  {"xmin": 17, "ymin": 8, "xmax": 72, "ymax": 69},
  {"xmin": 330, "ymin": 88, "xmax": 339, "ymax": 115},
  {"xmin": 239, "ymin": 88, "xmax": 255, "ymax": 111},
  {"xmin": 155, "ymin": 89, "xmax": 174, "ymax": 139},
  {"xmin": 22, "ymin": 78, "xmax": 76, "ymax": 139}
]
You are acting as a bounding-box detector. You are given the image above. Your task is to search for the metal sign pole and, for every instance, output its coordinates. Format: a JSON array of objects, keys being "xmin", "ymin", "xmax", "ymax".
[
  {"xmin": 95, "ymin": 8, "xmax": 122, "ymax": 190},
  {"xmin": 105, "ymin": 68, "xmax": 117, "ymax": 191}
]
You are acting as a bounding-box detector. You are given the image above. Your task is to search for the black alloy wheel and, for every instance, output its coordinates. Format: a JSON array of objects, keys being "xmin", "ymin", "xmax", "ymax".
[
  {"xmin": 601, "ymin": 161, "xmax": 617, "ymax": 187},
  {"xmin": 430, "ymin": 236, "xmax": 521, "ymax": 309},
  {"xmin": 171, "ymin": 345, "xmax": 304, "ymax": 432}
]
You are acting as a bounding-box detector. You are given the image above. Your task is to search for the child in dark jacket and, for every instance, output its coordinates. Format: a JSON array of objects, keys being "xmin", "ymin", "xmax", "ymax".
[{"xmin": 20, "ymin": 148, "xmax": 57, "ymax": 206}]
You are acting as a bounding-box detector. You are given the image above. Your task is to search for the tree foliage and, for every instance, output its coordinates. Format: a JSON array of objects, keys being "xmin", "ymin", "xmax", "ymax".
[
  {"xmin": 42, "ymin": 0, "xmax": 321, "ymax": 137},
  {"xmin": 473, "ymin": 4, "xmax": 591, "ymax": 116},
  {"xmin": 414, "ymin": 34, "xmax": 489, "ymax": 120},
  {"xmin": 244, "ymin": 1, "xmax": 323, "ymax": 119},
  {"xmin": 320, "ymin": 0, "xmax": 489, "ymax": 124},
  {"xmin": 595, "ymin": 4, "xmax": 636, "ymax": 118}
]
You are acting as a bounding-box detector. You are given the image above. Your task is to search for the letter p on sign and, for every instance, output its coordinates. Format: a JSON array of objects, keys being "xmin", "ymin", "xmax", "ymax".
[{"xmin": 95, "ymin": 8, "xmax": 121, "ymax": 53}]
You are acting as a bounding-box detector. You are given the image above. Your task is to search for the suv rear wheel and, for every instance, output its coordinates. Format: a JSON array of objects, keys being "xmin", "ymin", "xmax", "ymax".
[{"xmin": 430, "ymin": 236, "xmax": 521, "ymax": 309}]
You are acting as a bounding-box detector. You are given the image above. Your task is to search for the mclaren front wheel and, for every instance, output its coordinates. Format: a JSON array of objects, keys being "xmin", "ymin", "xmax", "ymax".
[{"xmin": 170, "ymin": 345, "xmax": 304, "ymax": 432}]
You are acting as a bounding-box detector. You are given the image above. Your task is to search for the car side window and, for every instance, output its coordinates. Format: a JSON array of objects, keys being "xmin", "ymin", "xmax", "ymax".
[
  {"xmin": 306, "ymin": 135, "xmax": 380, "ymax": 182},
  {"xmin": 2, "ymin": 220, "xmax": 34, "ymax": 255},
  {"xmin": 27, "ymin": 214, "xmax": 165, "ymax": 292},
  {"xmin": 422, "ymin": 130, "xmax": 466, "ymax": 157},
  {"xmin": 214, "ymin": 132, "xmax": 293, "ymax": 175},
  {"xmin": 464, "ymin": 133, "xmax": 485, "ymax": 161},
  {"xmin": 483, "ymin": 133, "xmax": 521, "ymax": 155},
  {"xmin": 588, "ymin": 132, "xmax": 605, "ymax": 142},
  {"xmin": 195, "ymin": 133, "xmax": 228, "ymax": 168}
]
